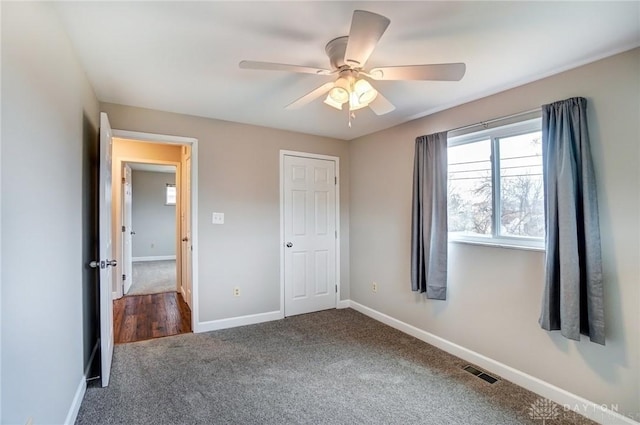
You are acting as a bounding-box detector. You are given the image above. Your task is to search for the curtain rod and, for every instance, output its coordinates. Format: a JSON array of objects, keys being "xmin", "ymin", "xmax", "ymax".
[{"xmin": 449, "ymin": 107, "xmax": 541, "ymax": 134}]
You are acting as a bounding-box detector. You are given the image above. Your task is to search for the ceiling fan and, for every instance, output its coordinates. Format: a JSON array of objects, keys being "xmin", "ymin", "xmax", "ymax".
[{"xmin": 239, "ymin": 10, "xmax": 466, "ymax": 125}]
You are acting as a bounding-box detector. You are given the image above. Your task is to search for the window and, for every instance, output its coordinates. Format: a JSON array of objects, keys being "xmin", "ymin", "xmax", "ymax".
[
  {"xmin": 448, "ymin": 117, "xmax": 544, "ymax": 249},
  {"xmin": 165, "ymin": 184, "xmax": 176, "ymax": 205}
]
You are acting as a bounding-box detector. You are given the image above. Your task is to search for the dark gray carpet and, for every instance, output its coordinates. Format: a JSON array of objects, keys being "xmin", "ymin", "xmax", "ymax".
[
  {"xmin": 127, "ymin": 260, "xmax": 176, "ymax": 295},
  {"xmin": 76, "ymin": 309, "xmax": 594, "ymax": 425}
]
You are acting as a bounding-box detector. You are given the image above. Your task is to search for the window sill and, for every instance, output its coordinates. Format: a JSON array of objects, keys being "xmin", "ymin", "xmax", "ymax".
[{"xmin": 448, "ymin": 238, "xmax": 545, "ymax": 252}]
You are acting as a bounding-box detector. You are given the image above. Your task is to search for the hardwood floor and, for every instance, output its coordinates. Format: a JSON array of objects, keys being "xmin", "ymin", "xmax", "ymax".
[{"xmin": 113, "ymin": 292, "xmax": 191, "ymax": 344}]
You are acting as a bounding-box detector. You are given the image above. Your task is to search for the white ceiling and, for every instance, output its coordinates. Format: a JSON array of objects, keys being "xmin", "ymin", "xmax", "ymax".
[{"xmin": 54, "ymin": 1, "xmax": 640, "ymax": 141}]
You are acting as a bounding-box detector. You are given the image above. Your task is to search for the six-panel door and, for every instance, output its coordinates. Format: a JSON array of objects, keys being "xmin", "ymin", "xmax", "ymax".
[{"xmin": 283, "ymin": 155, "xmax": 337, "ymax": 316}]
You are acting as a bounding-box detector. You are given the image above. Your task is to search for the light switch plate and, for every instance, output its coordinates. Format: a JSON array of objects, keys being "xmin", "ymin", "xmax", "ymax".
[{"xmin": 212, "ymin": 212, "xmax": 225, "ymax": 224}]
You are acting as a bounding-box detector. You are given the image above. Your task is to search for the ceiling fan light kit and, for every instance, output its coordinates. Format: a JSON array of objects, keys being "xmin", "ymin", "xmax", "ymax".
[
  {"xmin": 329, "ymin": 77, "xmax": 350, "ymax": 104},
  {"xmin": 240, "ymin": 10, "xmax": 466, "ymax": 126},
  {"xmin": 354, "ymin": 79, "xmax": 377, "ymax": 104},
  {"xmin": 325, "ymin": 72, "xmax": 378, "ymax": 112},
  {"xmin": 323, "ymin": 95, "xmax": 344, "ymax": 110}
]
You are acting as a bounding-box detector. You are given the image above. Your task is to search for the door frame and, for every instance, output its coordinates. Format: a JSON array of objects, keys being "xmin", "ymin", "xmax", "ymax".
[
  {"xmin": 112, "ymin": 129, "xmax": 199, "ymax": 331},
  {"xmin": 120, "ymin": 160, "xmax": 179, "ymax": 295},
  {"xmin": 279, "ymin": 150, "xmax": 341, "ymax": 317},
  {"xmin": 180, "ymin": 149, "xmax": 193, "ymax": 309},
  {"xmin": 114, "ymin": 158, "xmax": 180, "ymax": 299},
  {"xmin": 121, "ymin": 163, "xmax": 133, "ymax": 295}
]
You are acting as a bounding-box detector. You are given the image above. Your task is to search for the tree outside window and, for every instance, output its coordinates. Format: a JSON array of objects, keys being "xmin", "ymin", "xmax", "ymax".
[{"xmin": 447, "ymin": 118, "xmax": 544, "ymax": 249}]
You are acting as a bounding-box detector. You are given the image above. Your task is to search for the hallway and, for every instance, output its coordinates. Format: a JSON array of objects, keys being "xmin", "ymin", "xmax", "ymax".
[
  {"xmin": 113, "ymin": 292, "xmax": 191, "ymax": 344},
  {"xmin": 127, "ymin": 260, "xmax": 176, "ymax": 296}
]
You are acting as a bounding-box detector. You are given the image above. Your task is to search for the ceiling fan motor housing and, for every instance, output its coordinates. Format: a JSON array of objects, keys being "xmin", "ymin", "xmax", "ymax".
[{"xmin": 325, "ymin": 36, "xmax": 350, "ymax": 70}]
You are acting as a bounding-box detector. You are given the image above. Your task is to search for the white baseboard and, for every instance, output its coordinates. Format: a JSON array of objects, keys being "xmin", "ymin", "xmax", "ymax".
[
  {"xmin": 132, "ymin": 255, "xmax": 176, "ymax": 262},
  {"xmin": 64, "ymin": 376, "xmax": 86, "ymax": 425},
  {"xmin": 64, "ymin": 340, "xmax": 99, "ymax": 425},
  {"xmin": 195, "ymin": 302, "xmax": 350, "ymax": 333},
  {"xmin": 194, "ymin": 310, "xmax": 283, "ymax": 333},
  {"xmin": 337, "ymin": 300, "xmax": 350, "ymax": 309},
  {"xmin": 348, "ymin": 300, "xmax": 638, "ymax": 425}
]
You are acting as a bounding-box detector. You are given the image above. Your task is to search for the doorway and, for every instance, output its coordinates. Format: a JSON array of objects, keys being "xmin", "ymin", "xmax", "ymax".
[
  {"xmin": 122, "ymin": 162, "xmax": 178, "ymax": 297},
  {"xmin": 111, "ymin": 138, "xmax": 194, "ymax": 343}
]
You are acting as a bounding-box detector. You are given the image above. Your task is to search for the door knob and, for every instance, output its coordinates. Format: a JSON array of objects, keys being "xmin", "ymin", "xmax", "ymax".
[
  {"xmin": 89, "ymin": 260, "xmax": 107, "ymax": 269},
  {"xmin": 286, "ymin": 242, "xmax": 293, "ymax": 248},
  {"xmin": 106, "ymin": 259, "xmax": 117, "ymax": 267}
]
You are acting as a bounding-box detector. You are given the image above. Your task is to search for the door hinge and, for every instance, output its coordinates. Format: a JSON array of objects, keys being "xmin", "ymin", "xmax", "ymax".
[
  {"xmin": 122, "ymin": 274, "xmax": 126, "ymax": 281},
  {"xmin": 335, "ymin": 230, "xmax": 337, "ymax": 239},
  {"xmin": 122, "ymin": 177, "xmax": 126, "ymax": 184},
  {"xmin": 122, "ymin": 226, "xmax": 126, "ymax": 232},
  {"xmin": 335, "ymin": 284, "xmax": 338, "ymax": 293},
  {"xmin": 334, "ymin": 176, "xmax": 337, "ymax": 185}
]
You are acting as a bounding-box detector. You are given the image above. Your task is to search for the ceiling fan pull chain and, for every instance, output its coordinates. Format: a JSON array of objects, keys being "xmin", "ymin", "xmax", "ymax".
[{"xmin": 348, "ymin": 109, "xmax": 355, "ymax": 127}]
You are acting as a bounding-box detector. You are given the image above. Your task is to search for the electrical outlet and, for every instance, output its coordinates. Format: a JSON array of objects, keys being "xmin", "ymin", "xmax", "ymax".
[
  {"xmin": 233, "ymin": 286, "xmax": 241, "ymax": 297},
  {"xmin": 372, "ymin": 281, "xmax": 378, "ymax": 293},
  {"xmin": 212, "ymin": 212, "xmax": 225, "ymax": 224}
]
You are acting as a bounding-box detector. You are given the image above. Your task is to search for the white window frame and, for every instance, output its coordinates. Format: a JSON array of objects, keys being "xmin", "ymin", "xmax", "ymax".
[
  {"xmin": 165, "ymin": 183, "xmax": 176, "ymax": 206},
  {"xmin": 448, "ymin": 117, "xmax": 545, "ymax": 251}
]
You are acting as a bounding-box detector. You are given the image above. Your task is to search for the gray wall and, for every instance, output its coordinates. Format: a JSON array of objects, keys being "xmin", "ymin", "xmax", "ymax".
[
  {"xmin": 101, "ymin": 103, "xmax": 351, "ymax": 322},
  {"xmin": 349, "ymin": 48, "xmax": 639, "ymax": 417},
  {"xmin": 1, "ymin": 2, "xmax": 100, "ymax": 424},
  {"xmin": 131, "ymin": 170, "xmax": 176, "ymax": 258}
]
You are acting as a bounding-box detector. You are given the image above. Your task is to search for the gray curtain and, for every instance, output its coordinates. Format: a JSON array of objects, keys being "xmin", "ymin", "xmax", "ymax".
[
  {"xmin": 539, "ymin": 97, "xmax": 605, "ymax": 345},
  {"xmin": 411, "ymin": 131, "xmax": 448, "ymax": 300}
]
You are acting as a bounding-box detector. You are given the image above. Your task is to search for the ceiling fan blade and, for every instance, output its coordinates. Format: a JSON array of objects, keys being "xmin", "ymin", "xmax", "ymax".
[
  {"xmin": 239, "ymin": 60, "xmax": 331, "ymax": 76},
  {"xmin": 368, "ymin": 91, "xmax": 395, "ymax": 115},
  {"xmin": 344, "ymin": 10, "xmax": 390, "ymax": 68},
  {"xmin": 369, "ymin": 63, "xmax": 466, "ymax": 81},
  {"xmin": 285, "ymin": 82, "xmax": 335, "ymax": 110}
]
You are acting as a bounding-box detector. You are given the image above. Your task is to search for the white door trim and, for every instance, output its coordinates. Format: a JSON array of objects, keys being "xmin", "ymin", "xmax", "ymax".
[
  {"xmin": 121, "ymin": 163, "xmax": 133, "ymax": 295},
  {"xmin": 112, "ymin": 129, "xmax": 199, "ymax": 332},
  {"xmin": 113, "ymin": 130, "xmax": 196, "ymax": 145},
  {"xmin": 279, "ymin": 150, "xmax": 341, "ymax": 317}
]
